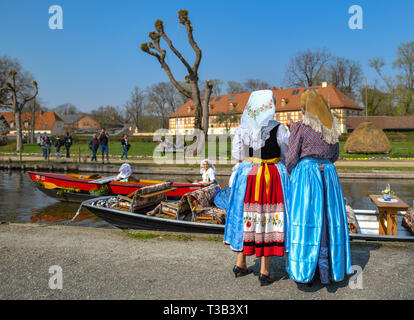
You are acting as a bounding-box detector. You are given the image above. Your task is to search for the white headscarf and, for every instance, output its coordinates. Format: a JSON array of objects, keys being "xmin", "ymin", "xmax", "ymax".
[
  {"xmin": 200, "ymin": 159, "xmax": 215, "ymax": 174},
  {"xmin": 239, "ymin": 90, "xmax": 278, "ymax": 150}
]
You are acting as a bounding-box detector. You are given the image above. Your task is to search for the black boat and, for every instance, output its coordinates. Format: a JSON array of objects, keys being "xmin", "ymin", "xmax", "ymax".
[{"xmin": 81, "ymin": 196, "xmax": 224, "ymax": 234}]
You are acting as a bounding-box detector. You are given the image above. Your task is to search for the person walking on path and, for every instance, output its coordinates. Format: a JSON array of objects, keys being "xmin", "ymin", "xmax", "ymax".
[
  {"xmin": 223, "ymin": 90, "xmax": 291, "ymax": 286},
  {"xmin": 88, "ymin": 134, "xmax": 99, "ymax": 162},
  {"xmin": 40, "ymin": 135, "xmax": 51, "ymax": 160},
  {"xmin": 63, "ymin": 132, "xmax": 72, "ymax": 158},
  {"xmin": 285, "ymin": 89, "xmax": 352, "ymax": 285},
  {"xmin": 120, "ymin": 134, "xmax": 130, "ymax": 160},
  {"xmin": 98, "ymin": 128, "xmax": 110, "ymax": 164},
  {"xmin": 54, "ymin": 135, "xmax": 62, "ymax": 158}
]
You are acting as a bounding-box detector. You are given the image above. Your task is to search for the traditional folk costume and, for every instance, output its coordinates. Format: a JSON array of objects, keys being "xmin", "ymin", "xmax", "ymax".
[
  {"xmin": 286, "ymin": 89, "xmax": 352, "ymax": 284},
  {"xmin": 200, "ymin": 159, "xmax": 217, "ymax": 184},
  {"xmin": 224, "ymin": 90, "xmax": 291, "ymax": 257}
]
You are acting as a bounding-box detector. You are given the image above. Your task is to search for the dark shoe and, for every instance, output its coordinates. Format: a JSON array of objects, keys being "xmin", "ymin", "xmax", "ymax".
[
  {"xmin": 258, "ymin": 273, "xmax": 275, "ymax": 286},
  {"xmin": 232, "ymin": 265, "xmax": 252, "ymax": 278}
]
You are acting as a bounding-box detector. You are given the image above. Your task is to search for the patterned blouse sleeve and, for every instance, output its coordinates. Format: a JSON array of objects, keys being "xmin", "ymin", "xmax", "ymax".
[{"xmin": 285, "ymin": 122, "xmax": 303, "ymax": 173}]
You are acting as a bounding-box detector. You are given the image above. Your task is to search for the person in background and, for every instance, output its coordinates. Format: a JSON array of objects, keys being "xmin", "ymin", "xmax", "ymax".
[
  {"xmin": 193, "ymin": 159, "xmax": 217, "ymax": 186},
  {"xmin": 120, "ymin": 134, "xmax": 130, "ymax": 160},
  {"xmin": 285, "ymin": 89, "xmax": 351, "ymax": 286},
  {"xmin": 63, "ymin": 132, "xmax": 72, "ymax": 158},
  {"xmin": 40, "ymin": 136, "xmax": 51, "ymax": 160},
  {"xmin": 54, "ymin": 135, "xmax": 62, "ymax": 158},
  {"xmin": 98, "ymin": 128, "xmax": 110, "ymax": 164},
  {"xmin": 88, "ymin": 134, "xmax": 99, "ymax": 162}
]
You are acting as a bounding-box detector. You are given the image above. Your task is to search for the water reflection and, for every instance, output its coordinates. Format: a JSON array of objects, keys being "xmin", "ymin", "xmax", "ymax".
[{"xmin": 0, "ymin": 170, "xmax": 413, "ymax": 228}]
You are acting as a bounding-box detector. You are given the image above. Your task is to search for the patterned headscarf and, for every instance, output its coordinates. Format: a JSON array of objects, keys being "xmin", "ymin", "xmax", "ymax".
[{"xmin": 240, "ymin": 90, "xmax": 277, "ymax": 150}]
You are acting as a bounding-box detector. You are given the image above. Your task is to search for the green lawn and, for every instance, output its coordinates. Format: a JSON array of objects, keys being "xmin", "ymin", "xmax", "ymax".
[
  {"xmin": 1, "ymin": 139, "xmax": 413, "ymax": 159},
  {"xmin": 339, "ymin": 141, "xmax": 414, "ymax": 159},
  {"xmin": 0, "ymin": 141, "xmax": 158, "ymax": 157}
]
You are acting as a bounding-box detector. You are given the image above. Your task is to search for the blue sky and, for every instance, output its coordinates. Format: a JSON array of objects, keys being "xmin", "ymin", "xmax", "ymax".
[{"xmin": 1, "ymin": 0, "xmax": 413, "ymax": 111}]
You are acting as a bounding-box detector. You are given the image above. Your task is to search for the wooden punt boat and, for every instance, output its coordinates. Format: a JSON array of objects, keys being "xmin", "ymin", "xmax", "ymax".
[
  {"xmin": 81, "ymin": 196, "xmax": 224, "ymax": 234},
  {"xmin": 81, "ymin": 196, "xmax": 414, "ymax": 241},
  {"xmin": 28, "ymin": 171, "xmax": 203, "ymax": 202}
]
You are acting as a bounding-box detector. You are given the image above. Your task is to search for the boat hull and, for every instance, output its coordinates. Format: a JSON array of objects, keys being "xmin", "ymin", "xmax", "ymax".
[
  {"xmin": 28, "ymin": 171, "xmax": 202, "ymax": 200},
  {"xmin": 82, "ymin": 197, "xmax": 225, "ymax": 234}
]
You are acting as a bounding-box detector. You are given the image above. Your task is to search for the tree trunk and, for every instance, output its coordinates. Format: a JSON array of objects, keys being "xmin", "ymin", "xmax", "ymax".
[
  {"xmin": 15, "ymin": 110, "xmax": 23, "ymax": 151},
  {"xmin": 190, "ymin": 80, "xmax": 202, "ymax": 130},
  {"xmin": 201, "ymin": 80, "xmax": 213, "ymax": 136},
  {"xmin": 30, "ymin": 100, "xmax": 36, "ymax": 144}
]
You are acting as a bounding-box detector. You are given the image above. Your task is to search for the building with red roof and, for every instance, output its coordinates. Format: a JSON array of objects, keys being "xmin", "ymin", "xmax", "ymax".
[
  {"xmin": 169, "ymin": 83, "xmax": 363, "ymax": 134},
  {"xmin": 0, "ymin": 111, "xmax": 65, "ymax": 136}
]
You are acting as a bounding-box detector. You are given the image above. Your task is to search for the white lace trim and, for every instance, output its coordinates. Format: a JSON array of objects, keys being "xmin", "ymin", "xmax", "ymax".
[
  {"xmin": 239, "ymin": 120, "xmax": 279, "ymax": 150},
  {"xmin": 302, "ymin": 112, "xmax": 341, "ymax": 144}
]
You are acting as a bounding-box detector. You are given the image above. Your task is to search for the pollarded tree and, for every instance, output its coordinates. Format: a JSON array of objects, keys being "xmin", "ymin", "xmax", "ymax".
[
  {"xmin": 140, "ymin": 9, "xmax": 213, "ymax": 135},
  {"xmin": 0, "ymin": 70, "xmax": 38, "ymax": 151}
]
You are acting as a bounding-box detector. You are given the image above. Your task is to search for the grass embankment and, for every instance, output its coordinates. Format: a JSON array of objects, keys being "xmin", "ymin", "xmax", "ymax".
[{"xmin": 1, "ymin": 138, "xmax": 413, "ymax": 160}]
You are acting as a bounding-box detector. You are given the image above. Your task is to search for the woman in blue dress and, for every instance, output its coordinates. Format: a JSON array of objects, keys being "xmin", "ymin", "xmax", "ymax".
[{"xmin": 285, "ymin": 89, "xmax": 352, "ymax": 285}]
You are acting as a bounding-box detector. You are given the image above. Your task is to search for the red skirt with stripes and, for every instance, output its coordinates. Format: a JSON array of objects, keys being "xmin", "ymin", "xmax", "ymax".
[{"xmin": 242, "ymin": 164, "xmax": 285, "ymax": 257}]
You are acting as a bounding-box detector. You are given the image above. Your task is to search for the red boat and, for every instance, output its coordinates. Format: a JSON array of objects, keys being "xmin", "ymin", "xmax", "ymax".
[{"xmin": 28, "ymin": 171, "xmax": 203, "ymax": 202}]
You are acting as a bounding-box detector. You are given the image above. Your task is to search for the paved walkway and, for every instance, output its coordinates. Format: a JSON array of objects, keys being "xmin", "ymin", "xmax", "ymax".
[{"xmin": 1, "ymin": 223, "xmax": 413, "ymax": 300}]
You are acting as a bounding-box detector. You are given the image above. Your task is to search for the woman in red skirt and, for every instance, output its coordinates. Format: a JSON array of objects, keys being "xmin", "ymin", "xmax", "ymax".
[{"xmin": 224, "ymin": 90, "xmax": 290, "ymax": 286}]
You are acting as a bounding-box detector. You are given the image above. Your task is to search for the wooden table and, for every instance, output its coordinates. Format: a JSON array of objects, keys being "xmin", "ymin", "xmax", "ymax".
[{"xmin": 369, "ymin": 195, "xmax": 409, "ymax": 236}]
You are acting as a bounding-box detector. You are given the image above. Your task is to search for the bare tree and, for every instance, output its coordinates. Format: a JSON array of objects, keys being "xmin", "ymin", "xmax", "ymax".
[
  {"xmin": 369, "ymin": 41, "xmax": 414, "ymax": 115},
  {"xmin": 243, "ymin": 79, "xmax": 270, "ymax": 91},
  {"xmin": 284, "ymin": 48, "xmax": 331, "ymax": 87},
  {"xmin": 125, "ymin": 86, "xmax": 146, "ymax": 131},
  {"xmin": 146, "ymin": 82, "xmax": 180, "ymax": 129},
  {"xmin": 52, "ymin": 103, "xmax": 79, "ymax": 116},
  {"xmin": 140, "ymin": 9, "xmax": 213, "ymax": 135},
  {"xmin": 0, "ymin": 115, "xmax": 10, "ymax": 136},
  {"xmin": 0, "ymin": 55, "xmax": 35, "ymax": 106},
  {"xmin": 91, "ymin": 105, "xmax": 125, "ymax": 129},
  {"xmin": 226, "ymin": 81, "xmax": 245, "ymax": 94},
  {"xmin": 0, "ymin": 70, "xmax": 38, "ymax": 151},
  {"xmin": 327, "ymin": 57, "xmax": 363, "ymax": 99},
  {"xmin": 200, "ymin": 79, "xmax": 223, "ymax": 96},
  {"xmin": 214, "ymin": 112, "xmax": 240, "ymax": 133}
]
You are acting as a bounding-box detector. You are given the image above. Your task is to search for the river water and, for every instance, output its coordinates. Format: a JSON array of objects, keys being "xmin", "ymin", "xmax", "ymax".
[{"xmin": 0, "ymin": 170, "xmax": 413, "ymax": 228}]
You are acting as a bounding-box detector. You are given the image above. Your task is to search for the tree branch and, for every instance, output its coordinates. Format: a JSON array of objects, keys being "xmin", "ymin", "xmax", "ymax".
[{"xmin": 178, "ymin": 10, "xmax": 202, "ymax": 73}]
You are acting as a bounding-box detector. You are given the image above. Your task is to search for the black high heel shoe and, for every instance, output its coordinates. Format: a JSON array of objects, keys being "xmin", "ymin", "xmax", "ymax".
[
  {"xmin": 232, "ymin": 265, "xmax": 252, "ymax": 278},
  {"xmin": 258, "ymin": 273, "xmax": 274, "ymax": 286}
]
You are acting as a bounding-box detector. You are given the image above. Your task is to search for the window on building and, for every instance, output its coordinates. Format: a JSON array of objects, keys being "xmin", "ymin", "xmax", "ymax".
[
  {"xmin": 10, "ymin": 122, "xmax": 14, "ymax": 128},
  {"xmin": 24, "ymin": 121, "xmax": 29, "ymax": 128},
  {"xmin": 292, "ymin": 89, "xmax": 300, "ymax": 95},
  {"xmin": 215, "ymin": 96, "xmax": 221, "ymax": 102},
  {"xmin": 276, "ymin": 114, "xmax": 280, "ymax": 121},
  {"xmin": 228, "ymin": 95, "xmax": 235, "ymax": 101},
  {"xmin": 287, "ymin": 114, "xmax": 291, "ymax": 120}
]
